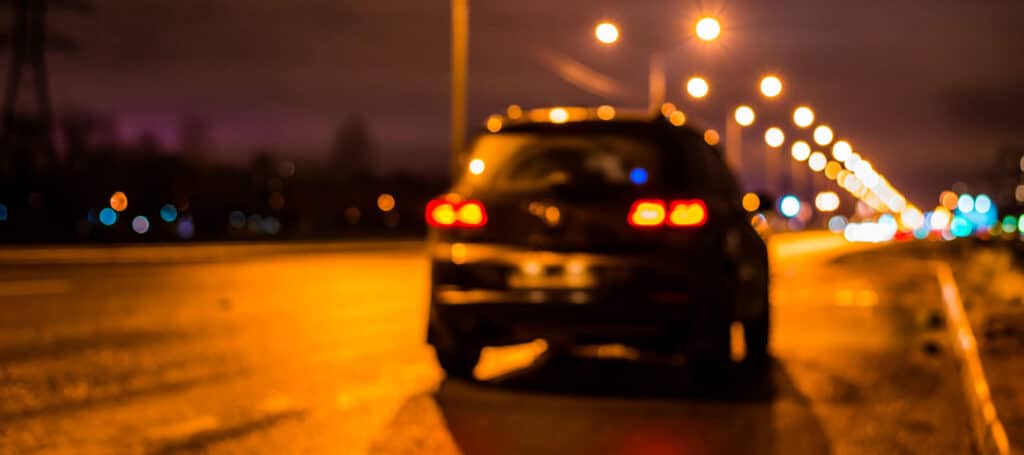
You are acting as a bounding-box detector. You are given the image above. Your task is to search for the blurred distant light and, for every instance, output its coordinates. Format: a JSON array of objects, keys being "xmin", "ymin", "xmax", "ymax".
[
  {"xmin": 87, "ymin": 209, "xmax": 98, "ymax": 225},
  {"xmin": 779, "ymin": 195, "xmax": 801, "ymax": 218},
  {"xmin": 278, "ymin": 160, "xmax": 296, "ymax": 178},
  {"xmin": 931, "ymin": 207, "xmax": 952, "ymax": 231},
  {"xmin": 177, "ymin": 216, "xmax": 195, "ymax": 239},
  {"xmin": 1020, "ymin": 154, "xmax": 1024, "ymax": 172},
  {"xmin": 824, "ymin": 161, "xmax": 843, "ymax": 180},
  {"xmin": 595, "ymin": 21, "xmax": 620, "ymax": 44},
  {"xmin": 974, "ymin": 194, "xmax": 992, "ymax": 214},
  {"xmin": 0, "ymin": 203, "xmax": 6, "ymax": 222},
  {"xmin": 686, "ymin": 77, "xmax": 710, "ymax": 99},
  {"xmin": 99, "ymin": 208, "xmax": 117, "ymax": 226},
  {"xmin": 661, "ymin": 102, "xmax": 678, "ymax": 116},
  {"xmin": 750, "ymin": 213, "xmax": 769, "ymax": 232},
  {"xmin": 1016, "ymin": 184, "xmax": 1024, "ymax": 203},
  {"xmin": 132, "ymin": 215, "xmax": 150, "ymax": 234},
  {"xmin": 940, "ymin": 190, "xmax": 959, "ymax": 210},
  {"xmin": 831, "ymin": 140, "xmax": 852, "ymax": 161},
  {"xmin": 549, "ymin": 107, "xmax": 569, "ymax": 123},
  {"xmin": 828, "ymin": 215, "xmax": 848, "ymax": 233},
  {"xmin": 950, "ymin": 216, "xmax": 973, "ymax": 238},
  {"xmin": 160, "ymin": 204, "xmax": 178, "ymax": 222},
  {"xmin": 813, "ymin": 125, "xmax": 834, "ymax": 146},
  {"xmin": 742, "ymin": 192, "xmax": 761, "ymax": 212},
  {"xmin": 596, "ymin": 105, "xmax": 616, "ymax": 120},
  {"xmin": 229, "ymin": 210, "xmax": 246, "ymax": 229},
  {"xmin": 109, "ymin": 191, "xmax": 128, "ymax": 212},
  {"xmin": 844, "ymin": 152, "xmax": 862, "ymax": 170},
  {"xmin": 1002, "ymin": 215, "xmax": 1017, "ymax": 234},
  {"xmin": 844, "ymin": 220, "xmax": 896, "ymax": 243},
  {"xmin": 377, "ymin": 193, "xmax": 396, "ymax": 212},
  {"xmin": 900, "ymin": 207, "xmax": 925, "ymax": 230},
  {"xmin": 248, "ymin": 214, "xmax": 263, "ymax": 232},
  {"xmin": 486, "ymin": 115, "xmax": 503, "ymax": 133},
  {"xmin": 808, "ymin": 152, "xmax": 827, "ymax": 172},
  {"xmin": 695, "ymin": 17, "xmax": 721, "ymax": 42},
  {"xmin": 791, "ymin": 141, "xmax": 811, "ymax": 161},
  {"xmin": 669, "ymin": 110, "xmax": 687, "ymax": 126},
  {"xmin": 957, "ymin": 194, "xmax": 974, "ymax": 213},
  {"xmin": 793, "ymin": 106, "xmax": 814, "ymax": 128},
  {"xmin": 1019, "ymin": 214, "xmax": 1024, "ymax": 233},
  {"xmin": 629, "ymin": 167, "xmax": 649, "ymax": 185},
  {"xmin": 268, "ymin": 192, "xmax": 286, "ymax": 210},
  {"xmin": 469, "ymin": 158, "xmax": 486, "ymax": 175},
  {"xmin": 704, "ymin": 129, "xmax": 720, "ymax": 146},
  {"xmin": 734, "ymin": 105, "xmax": 755, "ymax": 126},
  {"xmin": 505, "ymin": 105, "xmax": 523, "ymax": 119},
  {"xmin": 815, "ymin": 191, "xmax": 840, "ymax": 212},
  {"xmin": 263, "ymin": 216, "xmax": 281, "ymax": 235},
  {"xmin": 764, "ymin": 127, "xmax": 785, "ymax": 148},
  {"xmin": 759, "ymin": 76, "xmax": 783, "ymax": 98}
]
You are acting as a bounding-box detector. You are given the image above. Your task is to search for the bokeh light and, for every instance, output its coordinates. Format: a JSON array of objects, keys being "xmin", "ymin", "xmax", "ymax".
[
  {"xmin": 177, "ymin": 216, "xmax": 195, "ymax": 239},
  {"xmin": 974, "ymin": 194, "xmax": 992, "ymax": 214},
  {"xmin": 695, "ymin": 17, "xmax": 721, "ymax": 42},
  {"xmin": 669, "ymin": 110, "xmax": 687, "ymax": 126},
  {"xmin": 377, "ymin": 193, "xmax": 396, "ymax": 212},
  {"xmin": 957, "ymin": 194, "xmax": 974, "ymax": 213},
  {"xmin": 791, "ymin": 141, "xmax": 811, "ymax": 161},
  {"xmin": 110, "ymin": 191, "xmax": 128, "ymax": 212},
  {"xmin": 765, "ymin": 127, "xmax": 785, "ymax": 148},
  {"xmin": 704, "ymin": 129, "xmax": 720, "ymax": 146},
  {"xmin": 469, "ymin": 158, "xmax": 486, "ymax": 175},
  {"xmin": 742, "ymin": 193, "xmax": 761, "ymax": 212},
  {"xmin": 815, "ymin": 191, "xmax": 840, "ymax": 212},
  {"xmin": 486, "ymin": 115, "xmax": 503, "ymax": 133},
  {"xmin": 506, "ymin": 104, "xmax": 523, "ymax": 119},
  {"xmin": 813, "ymin": 125, "xmax": 834, "ymax": 146},
  {"xmin": 779, "ymin": 195, "xmax": 801, "ymax": 218},
  {"xmin": 940, "ymin": 190, "xmax": 958, "ymax": 210},
  {"xmin": 793, "ymin": 106, "xmax": 815, "ymax": 128},
  {"xmin": 831, "ymin": 140, "xmax": 852, "ymax": 161},
  {"xmin": 734, "ymin": 105, "xmax": 755, "ymax": 126},
  {"xmin": 160, "ymin": 204, "xmax": 178, "ymax": 222},
  {"xmin": 549, "ymin": 107, "xmax": 569, "ymax": 123},
  {"xmin": 931, "ymin": 207, "xmax": 952, "ymax": 231},
  {"xmin": 0, "ymin": 203, "xmax": 7, "ymax": 222},
  {"xmin": 950, "ymin": 216, "xmax": 973, "ymax": 238},
  {"xmin": 629, "ymin": 167, "xmax": 649, "ymax": 185},
  {"xmin": 808, "ymin": 152, "xmax": 827, "ymax": 171},
  {"xmin": 686, "ymin": 77, "xmax": 710, "ymax": 99},
  {"xmin": 824, "ymin": 161, "xmax": 843, "ymax": 180},
  {"xmin": 595, "ymin": 21, "xmax": 620, "ymax": 44},
  {"xmin": 99, "ymin": 208, "xmax": 118, "ymax": 226},
  {"xmin": 596, "ymin": 105, "xmax": 616, "ymax": 120},
  {"xmin": 828, "ymin": 215, "xmax": 848, "ymax": 233},
  {"xmin": 132, "ymin": 215, "xmax": 150, "ymax": 234},
  {"xmin": 759, "ymin": 76, "xmax": 782, "ymax": 98}
]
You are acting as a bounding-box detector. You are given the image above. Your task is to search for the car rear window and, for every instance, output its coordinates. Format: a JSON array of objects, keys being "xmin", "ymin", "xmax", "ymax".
[{"xmin": 460, "ymin": 133, "xmax": 664, "ymax": 193}]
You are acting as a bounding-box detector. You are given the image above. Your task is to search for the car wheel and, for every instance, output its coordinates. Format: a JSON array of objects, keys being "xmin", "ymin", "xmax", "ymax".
[{"xmin": 435, "ymin": 344, "xmax": 481, "ymax": 380}]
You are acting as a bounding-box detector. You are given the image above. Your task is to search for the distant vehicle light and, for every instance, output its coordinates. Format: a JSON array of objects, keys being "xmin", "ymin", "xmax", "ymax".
[
  {"xmin": 828, "ymin": 215, "xmax": 848, "ymax": 233},
  {"xmin": 950, "ymin": 216, "xmax": 973, "ymax": 238},
  {"xmin": 628, "ymin": 199, "xmax": 667, "ymax": 227},
  {"xmin": 549, "ymin": 107, "xmax": 569, "ymax": 124},
  {"xmin": 629, "ymin": 167, "xmax": 649, "ymax": 185},
  {"xmin": 99, "ymin": 208, "xmax": 118, "ymax": 226},
  {"xmin": 426, "ymin": 198, "xmax": 487, "ymax": 228},
  {"xmin": 160, "ymin": 204, "xmax": 178, "ymax": 222},
  {"xmin": 132, "ymin": 216, "xmax": 150, "ymax": 234},
  {"xmin": 667, "ymin": 200, "xmax": 707, "ymax": 227},
  {"xmin": 779, "ymin": 195, "xmax": 801, "ymax": 218},
  {"xmin": 931, "ymin": 207, "xmax": 952, "ymax": 230},
  {"xmin": 596, "ymin": 105, "xmax": 616, "ymax": 120},
  {"xmin": 814, "ymin": 191, "xmax": 840, "ymax": 212},
  {"xmin": 110, "ymin": 191, "xmax": 128, "ymax": 212}
]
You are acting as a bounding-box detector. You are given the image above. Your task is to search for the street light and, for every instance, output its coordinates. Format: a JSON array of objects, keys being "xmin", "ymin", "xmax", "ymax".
[
  {"xmin": 791, "ymin": 141, "xmax": 811, "ymax": 161},
  {"xmin": 765, "ymin": 127, "xmax": 785, "ymax": 148},
  {"xmin": 734, "ymin": 105, "xmax": 755, "ymax": 126},
  {"xmin": 832, "ymin": 140, "xmax": 852, "ymax": 161},
  {"xmin": 793, "ymin": 106, "xmax": 814, "ymax": 128},
  {"xmin": 695, "ymin": 17, "xmax": 721, "ymax": 42},
  {"xmin": 759, "ymin": 76, "xmax": 783, "ymax": 98},
  {"xmin": 595, "ymin": 21, "xmax": 620, "ymax": 44},
  {"xmin": 686, "ymin": 76, "xmax": 709, "ymax": 98},
  {"xmin": 808, "ymin": 152, "xmax": 827, "ymax": 172},
  {"xmin": 813, "ymin": 125, "xmax": 834, "ymax": 146}
]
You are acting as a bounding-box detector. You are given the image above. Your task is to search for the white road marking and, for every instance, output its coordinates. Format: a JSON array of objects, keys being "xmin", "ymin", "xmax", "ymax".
[{"xmin": 0, "ymin": 279, "xmax": 71, "ymax": 297}]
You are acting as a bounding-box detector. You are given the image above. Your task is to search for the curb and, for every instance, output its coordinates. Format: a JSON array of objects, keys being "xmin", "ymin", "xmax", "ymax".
[{"xmin": 932, "ymin": 261, "xmax": 1011, "ymax": 455}]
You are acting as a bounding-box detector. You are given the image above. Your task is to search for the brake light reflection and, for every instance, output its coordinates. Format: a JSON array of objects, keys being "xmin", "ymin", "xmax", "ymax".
[{"xmin": 426, "ymin": 198, "xmax": 488, "ymax": 228}]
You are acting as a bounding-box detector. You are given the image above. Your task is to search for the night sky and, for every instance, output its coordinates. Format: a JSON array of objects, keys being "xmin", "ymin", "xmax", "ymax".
[{"xmin": 19, "ymin": 0, "xmax": 1024, "ymax": 204}]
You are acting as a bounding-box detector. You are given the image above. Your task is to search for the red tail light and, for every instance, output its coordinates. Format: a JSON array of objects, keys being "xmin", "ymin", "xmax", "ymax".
[
  {"xmin": 628, "ymin": 199, "xmax": 667, "ymax": 227},
  {"xmin": 628, "ymin": 198, "xmax": 707, "ymax": 228},
  {"xmin": 667, "ymin": 199, "xmax": 708, "ymax": 227},
  {"xmin": 426, "ymin": 198, "xmax": 488, "ymax": 228}
]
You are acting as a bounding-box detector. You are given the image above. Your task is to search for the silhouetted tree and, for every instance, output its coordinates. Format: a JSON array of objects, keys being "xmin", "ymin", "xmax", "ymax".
[
  {"xmin": 178, "ymin": 115, "xmax": 212, "ymax": 158},
  {"xmin": 329, "ymin": 115, "xmax": 375, "ymax": 181}
]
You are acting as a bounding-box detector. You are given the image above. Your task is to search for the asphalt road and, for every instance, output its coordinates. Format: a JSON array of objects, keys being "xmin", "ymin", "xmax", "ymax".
[{"xmin": 0, "ymin": 235, "xmax": 973, "ymax": 454}]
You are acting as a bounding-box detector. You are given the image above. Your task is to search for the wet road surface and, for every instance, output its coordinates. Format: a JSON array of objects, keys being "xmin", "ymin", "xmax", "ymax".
[{"xmin": 0, "ymin": 235, "xmax": 972, "ymax": 453}]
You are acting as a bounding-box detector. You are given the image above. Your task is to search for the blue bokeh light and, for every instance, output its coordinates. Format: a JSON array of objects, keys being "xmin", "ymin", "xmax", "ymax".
[
  {"xmin": 99, "ymin": 208, "xmax": 118, "ymax": 226},
  {"xmin": 160, "ymin": 204, "xmax": 178, "ymax": 222},
  {"xmin": 779, "ymin": 195, "xmax": 801, "ymax": 218},
  {"xmin": 629, "ymin": 167, "xmax": 649, "ymax": 185},
  {"xmin": 950, "ymin": 216, "xmax": 973, "ymax": 238},
  {"xmin": 0, "ymin": 204, "xmax": 7, "ymax": 222}
]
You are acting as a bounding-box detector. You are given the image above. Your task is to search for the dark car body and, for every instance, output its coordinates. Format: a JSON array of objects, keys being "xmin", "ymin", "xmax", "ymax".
[{"xmin": 426, "ymin": 107, "xmax": 770, "ymax": 378}]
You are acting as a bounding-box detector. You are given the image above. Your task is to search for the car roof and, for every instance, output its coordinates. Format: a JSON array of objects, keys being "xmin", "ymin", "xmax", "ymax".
[{"xmin": 482, "ymin": 106, "xmax": 704, "ymax": 136}]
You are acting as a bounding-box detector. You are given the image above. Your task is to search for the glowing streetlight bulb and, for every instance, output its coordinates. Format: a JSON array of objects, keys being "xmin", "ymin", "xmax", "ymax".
[
  {"xmin": 695, "ymin": 17, "xmax": 721, "ymax": 42},
  {"xmin": 793, "ymin": 106, "xmax": 815, "ymax": 128},
  {"xmin": 595, "ymin": 22, "xmax": 620, "ymax": 44},
  {"xmin": 815, "ymin": 192, "xmax": 840, "ymax": 212},
  {"xmin": 734, "ymin": 105, "xmax": 755, "ymax": 126},
  {"xmin": 813, "ymin": 125, "xmax": 834, "ymax": 146},
  {"xmin": 791, "ymin": 141, "xmax": 811, "ymax": 161},
  {"xmin": 759, "ymin": 76, "xmax": 783, "ymax": 98},
  {"xmin": 549, "ymin": 107, "xmax": 569, "ymax": 123},
  {"xmin": 686, "ymin": 77, "xmax": 709, "ymax": 98},
  {"xmin": 764, "ymin": 127, "xmax": 785, "ymax": 148}
]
